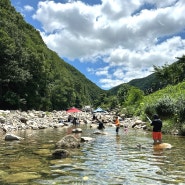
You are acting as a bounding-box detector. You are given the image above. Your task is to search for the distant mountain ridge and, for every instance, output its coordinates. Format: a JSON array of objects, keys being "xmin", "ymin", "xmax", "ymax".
[
  {"xmin": 127, "ymin": 73, "xmax": 159, "ymax": 92},
  {"xmin": 108, "ymin": 73, "xmax": 159, "ymax": 95}
]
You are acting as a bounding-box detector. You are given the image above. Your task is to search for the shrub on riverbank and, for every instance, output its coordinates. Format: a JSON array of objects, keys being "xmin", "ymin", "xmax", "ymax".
[{"xmin": 135, "ymin": 82, "xmax": 185, "ymax": 135}]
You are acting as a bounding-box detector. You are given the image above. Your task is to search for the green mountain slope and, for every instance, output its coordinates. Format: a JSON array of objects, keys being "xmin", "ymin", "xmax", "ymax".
[
  {"xmin": 0, "ymin": 0, "xmax": 104, "ymax": 110},
  {"xmin": 127, "ymin": 73, "xmax": 162, "ymax": 94},
  {"xmin": 108, "ymin": 73, "xmax": 160, "ymax": 96}
]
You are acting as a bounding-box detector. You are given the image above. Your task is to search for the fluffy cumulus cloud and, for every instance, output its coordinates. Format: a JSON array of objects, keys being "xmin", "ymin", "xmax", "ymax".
[
  {"xmin": 32, "ymin": 0, "xmax": 185, "ymax": 89},
  {"xmin": 24, "ymin": 5, "xmax": 34, "ymax": 12}
]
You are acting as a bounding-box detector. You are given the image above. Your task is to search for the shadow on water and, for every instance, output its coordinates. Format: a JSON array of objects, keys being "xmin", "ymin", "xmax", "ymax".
[{"xmin": 0, "ymin": 125, "xmax": 185, "ymax": 184}]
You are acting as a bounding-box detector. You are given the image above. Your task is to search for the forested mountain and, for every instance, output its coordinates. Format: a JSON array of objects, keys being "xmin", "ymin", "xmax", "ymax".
[
  {"xmin": 127, "ymin": 73, "xmax": 161, "ymax": 94},
  {"xmin": 108, "ymin": 73, "xmax": 160, "ymax": 96},
  {"xmin": 128, "ymin": 73, "xmax": 156, "ymax": 90},
  {"xmin": 0, "ymin": 0, "xmax": 105, "ymax": 111}
]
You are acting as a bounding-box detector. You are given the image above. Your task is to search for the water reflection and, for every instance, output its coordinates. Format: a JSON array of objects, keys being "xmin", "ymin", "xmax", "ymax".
[{"xmin": 0, "ymin": 126, "xmax": 185, "ymax": 184}]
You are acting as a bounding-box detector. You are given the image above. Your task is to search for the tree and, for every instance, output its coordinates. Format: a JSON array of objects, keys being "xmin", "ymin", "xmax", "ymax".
[
  {"xmin": 124, "ymin": 87, "xmax": 144, "ymax": 106},
  {"xmin": 117, "ymin": 84, "xmax": 131, "ymax": 105}
]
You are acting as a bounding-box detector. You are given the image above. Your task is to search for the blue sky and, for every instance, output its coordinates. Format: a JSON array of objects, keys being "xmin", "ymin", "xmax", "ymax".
[{"xmin": 10, "ymin": 0, "xmax": 185, "ymax": 90}]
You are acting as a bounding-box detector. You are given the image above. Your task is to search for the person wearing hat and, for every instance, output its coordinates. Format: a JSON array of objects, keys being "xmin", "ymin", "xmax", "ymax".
[{"xmin": 151, "ymin": 114, "xmax": 162, "ymax": 145}]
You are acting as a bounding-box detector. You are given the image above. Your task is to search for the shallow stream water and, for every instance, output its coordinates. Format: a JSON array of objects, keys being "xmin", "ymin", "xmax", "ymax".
[{"xmin": 0, "ymin": 125, "xmax": 185, "ymax": 185}]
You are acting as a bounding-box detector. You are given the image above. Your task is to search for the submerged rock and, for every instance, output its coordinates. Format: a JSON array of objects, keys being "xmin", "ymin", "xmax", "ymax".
[
  {"xmin": 153, "ymin": 143, "xmax": 172, "ymax": 150},
  {"xmin": 4, "ymin": 134, "xmax": 24, "ymax": 141},
  {"xmin": 81, "ymin": 137, "xmax": 95, "ymax": 142},
  {"xmin": 3, "ymin": 172, "xmax": 41, "ymax": 183},
  {"xmin": 93, "ymin": 131, "xmax": 107, "ymax": 135},
  {"xmin": 52, "ymin": 149, "xmax": 70, "ymax": 158}
]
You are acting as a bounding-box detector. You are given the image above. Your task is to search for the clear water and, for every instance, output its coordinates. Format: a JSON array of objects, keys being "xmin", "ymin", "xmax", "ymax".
[{"xmin": 0, "ymin": 125, "xmax": 185, "ymax": 185}]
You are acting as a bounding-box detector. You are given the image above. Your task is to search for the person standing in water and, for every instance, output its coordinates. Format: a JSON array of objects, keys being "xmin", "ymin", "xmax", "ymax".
[
  {"xmin": 97, "ymin": 119, "xmax": 105, "ymax": 130},
  {"xmin": 151, "ymin": 114, "xmax": 162, "ymax": 145},
  {"xmin": 73, "ymin": 117, "xmax": 77, "ymax": 127},
  {"xmin": 115, "ymin": 116, "xmax": 120, "ymax": 134}
]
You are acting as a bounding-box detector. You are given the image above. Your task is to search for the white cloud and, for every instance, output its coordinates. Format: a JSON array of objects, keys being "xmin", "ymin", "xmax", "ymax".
[
  {"xmin": 33, "ymin": 0, "xmax": 185, "ymax": 89},
  {"xmin": 87, "ymin": 66, "xmax": 110, "ymax": 77},
  {"xmin": 99, "ymin": 78, "xmax": 124, "ymax": 89},
  {"xmin": 24, "ymin": 5, "xmax": 34, "ymax": 12},
  {"xmin": 95, "ymin": 67, "xmax": 109, "ymax": 76}
]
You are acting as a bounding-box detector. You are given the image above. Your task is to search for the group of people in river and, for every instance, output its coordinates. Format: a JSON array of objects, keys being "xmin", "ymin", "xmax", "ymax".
[
  {"xmin": 68, "ymin": 115, "xmax": 80, "ymax": 127},
  {"xmin": 95, "ymin": 115, "xmax": 127, "ymax": 134},
  {"xmin": 95, "ymin": 113, "xmax": 163, "ymax": 145}
]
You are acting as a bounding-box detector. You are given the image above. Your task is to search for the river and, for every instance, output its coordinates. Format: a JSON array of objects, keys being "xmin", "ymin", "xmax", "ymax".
[{"xmin": 0, "ymin": 124, "xmax": 185, "ymax": 185}]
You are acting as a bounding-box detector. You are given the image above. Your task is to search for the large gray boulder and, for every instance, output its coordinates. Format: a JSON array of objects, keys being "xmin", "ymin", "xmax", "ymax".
[{"xmin": 56, "ymin": 135, "xmax": 80, "ymax": 149}]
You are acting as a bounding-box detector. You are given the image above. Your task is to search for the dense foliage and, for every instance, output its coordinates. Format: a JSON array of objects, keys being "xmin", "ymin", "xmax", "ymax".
[
  {"xmin": 0, "ymin": 0, "xmax": 104, "ymax": 110},
  {"xmin": 153, "ymin": 55, "xmax": 185, "ymax": 86},
  {"xmin": 138, "ymin": 82, "xmax": 185, "ymax": 135}
]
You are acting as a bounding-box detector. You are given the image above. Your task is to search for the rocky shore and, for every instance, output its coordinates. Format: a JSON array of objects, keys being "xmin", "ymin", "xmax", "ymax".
[
  {"xmin": 0, "ymin": 110, "xmax": 147, "ymax": 132},
  {"xmin": 0, "ymin": 109, "xmax": 147, "ymax": 141},
  {"xmin": 0, "ymin": 110, "xmax": 92, "ymax": 134}
]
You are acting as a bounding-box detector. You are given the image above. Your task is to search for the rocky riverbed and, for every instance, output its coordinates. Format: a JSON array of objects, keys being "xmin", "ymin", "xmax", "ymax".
[
  {"xmin": 0, "ymin": 109, "xmax": 172, "ymax": 160},
  {"xmin": 0, "ymin": 109, "xmax": 147, "ymax": 139}
]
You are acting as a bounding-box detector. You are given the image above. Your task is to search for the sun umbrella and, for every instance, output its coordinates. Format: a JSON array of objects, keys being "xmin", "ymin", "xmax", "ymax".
[
  {"xmin": 93, "ymin": 107, "xmax": 106, "ymax": 113},
  {"xmin": 66, "ymin": 107, "xmax": 81, "ymax": 113}
]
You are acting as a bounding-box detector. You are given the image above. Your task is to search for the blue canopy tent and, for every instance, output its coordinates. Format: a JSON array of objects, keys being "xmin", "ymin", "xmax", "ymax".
[{"xmin": 93, "ymin": 107, "xmax": 106, "ymax": 113}]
